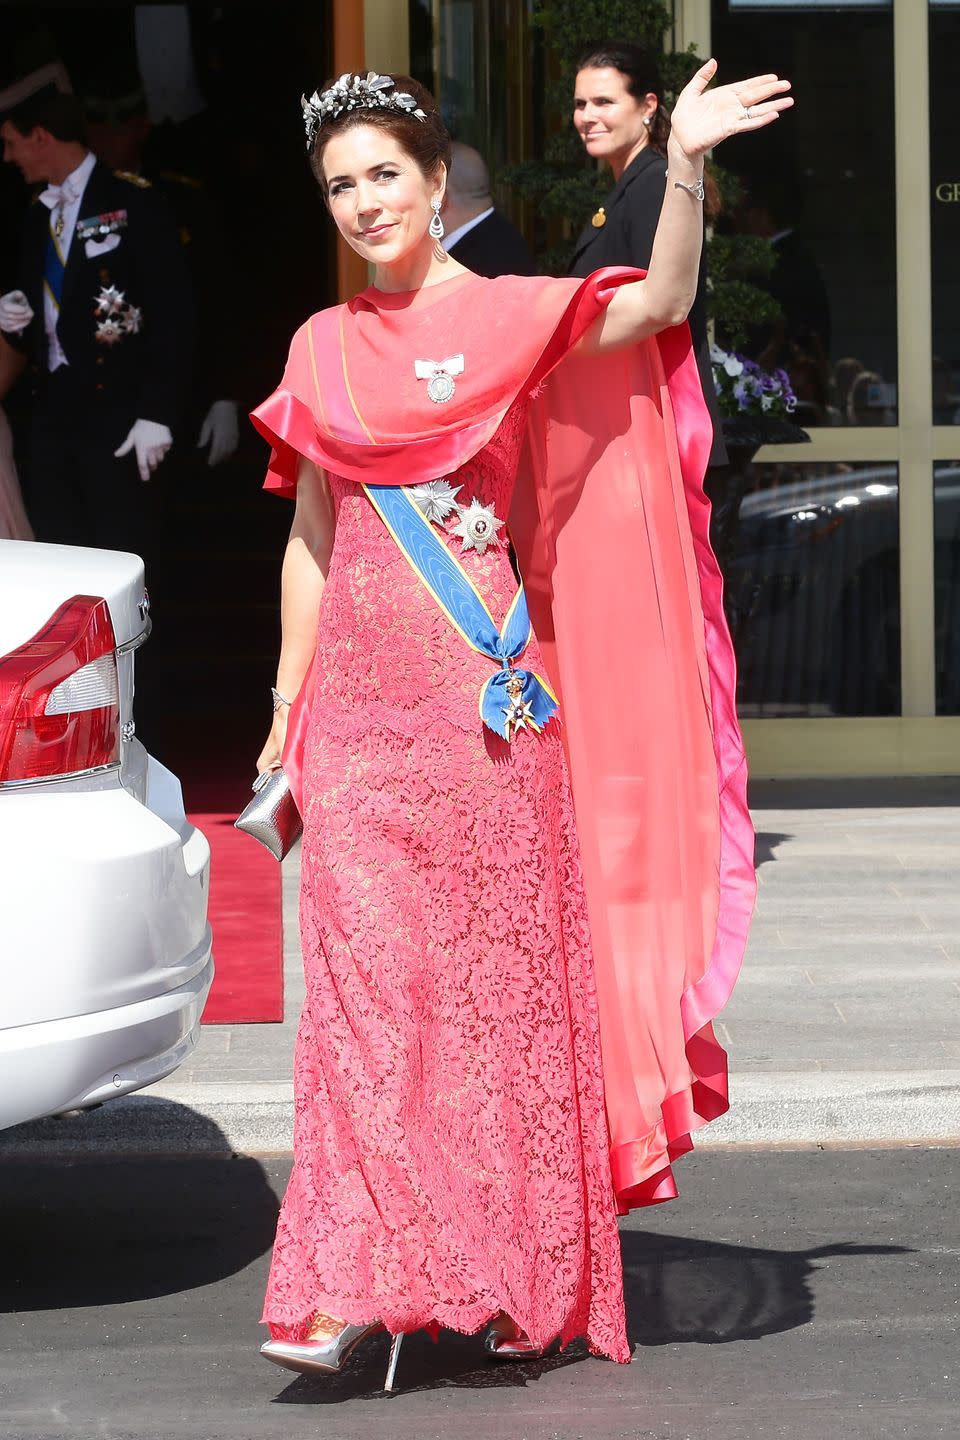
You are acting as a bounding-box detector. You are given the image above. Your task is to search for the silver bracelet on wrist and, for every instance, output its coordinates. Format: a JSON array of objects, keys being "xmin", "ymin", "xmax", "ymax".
[
  {"xmin": 672, "ymin": 175, "xmax": 705, "ymax": 202},
  {"xmin": 271, "ymin": 686, "xmax": 292, "ymax": 712}
]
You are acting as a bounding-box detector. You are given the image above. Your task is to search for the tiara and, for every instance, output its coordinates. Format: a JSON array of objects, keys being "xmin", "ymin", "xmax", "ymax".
[{"xmin": 301, "ymin": 72, "xmax": 427, "ymax": 150}]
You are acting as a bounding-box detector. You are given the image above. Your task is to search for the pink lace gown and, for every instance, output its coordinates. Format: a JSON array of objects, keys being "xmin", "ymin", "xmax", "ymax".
[{"xmin": 262, "ymin": 397, "xmax": 630, "ymax": 1363}]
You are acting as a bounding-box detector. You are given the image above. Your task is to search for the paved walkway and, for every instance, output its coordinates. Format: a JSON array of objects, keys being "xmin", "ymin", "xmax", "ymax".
[{"xmin": 4, "ymin": 778, "xmax": 959, "ymax": 1155}]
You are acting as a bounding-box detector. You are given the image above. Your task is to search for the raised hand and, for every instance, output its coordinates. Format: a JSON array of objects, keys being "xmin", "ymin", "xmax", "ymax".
[{"xmin": 669, "ymin": 58, "xmax": 793, "ymax": 162}]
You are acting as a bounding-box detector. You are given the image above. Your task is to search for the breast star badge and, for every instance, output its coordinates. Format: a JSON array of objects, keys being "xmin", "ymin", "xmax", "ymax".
[
  {"xmin": 94, "ymin": 285, "xmax": 126, "ymax": 317},
  {"xmin": 95, "ymin": 317, "xmax": 124, "ymax": 345},
  {"xmin": 451, "ymin": 498, "xmax": 504, "ymax": 555},
  {"xmin": 409, "ymin": 478, "xmax": 462, "ymax": 524}
]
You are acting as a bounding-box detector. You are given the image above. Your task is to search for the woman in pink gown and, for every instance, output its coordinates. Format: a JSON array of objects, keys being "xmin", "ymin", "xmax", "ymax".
[{"xmin": 252, "ymin": 64, "xmax": 790, "ymax": 1387}]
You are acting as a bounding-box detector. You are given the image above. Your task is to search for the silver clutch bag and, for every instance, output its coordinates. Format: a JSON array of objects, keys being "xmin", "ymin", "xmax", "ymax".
[{"xmin": 234, "ymin": 766, "xmax": 303, "ymax": 861}]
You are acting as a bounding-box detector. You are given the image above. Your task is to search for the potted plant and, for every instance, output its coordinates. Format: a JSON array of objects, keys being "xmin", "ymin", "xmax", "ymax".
[{"xmin": 710, "ymin": 342, "xmax": 810, "ymax": 459}]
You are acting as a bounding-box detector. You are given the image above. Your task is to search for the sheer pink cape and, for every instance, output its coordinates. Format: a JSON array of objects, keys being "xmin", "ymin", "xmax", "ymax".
[{"xmin": 250, "ymin": 267, "xmax": 756, "ymax": 1212}]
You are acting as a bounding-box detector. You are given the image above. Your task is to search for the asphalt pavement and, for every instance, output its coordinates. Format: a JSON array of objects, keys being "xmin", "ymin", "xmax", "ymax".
[{"xmin": 0, "ymin": 1147, "xmax": 956, "ymax": 1440}]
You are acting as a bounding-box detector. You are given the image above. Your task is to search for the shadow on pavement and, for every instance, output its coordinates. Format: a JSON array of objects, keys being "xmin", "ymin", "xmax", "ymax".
[
  {"xmin": 754, "ymin": 830, "xmax": 792, "ymax": 867},
  {"xmin": 749, "ymin": 776, "xmax": 960, "ymax": 810},
  {"xmin": 265, "ymin": 1232, "xmax": 912, "ymax": 1406},
  {"xmin": 621, "ymin": 1231, "xmax": 911, "ymax": 1346},
  {"xmin": 269, "ymin": 1327, "xmax": 590, "ymax": 1407},
  {"xmin": 0, "ymin": 1150, "xmax": 278, "ymax": 1311}
]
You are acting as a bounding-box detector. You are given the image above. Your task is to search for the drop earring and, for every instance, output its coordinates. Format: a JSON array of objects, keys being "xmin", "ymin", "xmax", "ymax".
[{"xmin": 429, "ymin": 196, "xmax": 445, "ymax": 240}]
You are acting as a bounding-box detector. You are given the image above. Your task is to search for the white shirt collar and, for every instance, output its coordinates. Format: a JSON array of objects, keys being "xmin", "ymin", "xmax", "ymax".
[
  {"xmin": 442, "ymin": 206, "xmax": 495, "ymax": 254},
  {"xmin": 39, "ymin": 150, "xmax": 96, "ymax": 211}
]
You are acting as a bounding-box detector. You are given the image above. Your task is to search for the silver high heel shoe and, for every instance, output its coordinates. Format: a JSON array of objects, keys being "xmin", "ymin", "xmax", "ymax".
[
  {"xmin": 483, "ymin": 1318, "xmax": 546, "ymax": 1361},
  {"xmin": 260, "ymin": 1319, "xmax": 405, "ymax": 1391}
]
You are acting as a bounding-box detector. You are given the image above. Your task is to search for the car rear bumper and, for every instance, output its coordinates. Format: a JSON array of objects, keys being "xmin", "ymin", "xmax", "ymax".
[
  {"xmin": 0, "ymin": 946, "xmax": 213, "ymax": 1130},
  {"xmin": 0, "ymin": 748, "xmax": 214, "ymax": 1130},
  {"xmin": 0, "ymin": 751, "xmax": 211, "ymax": 1024}
]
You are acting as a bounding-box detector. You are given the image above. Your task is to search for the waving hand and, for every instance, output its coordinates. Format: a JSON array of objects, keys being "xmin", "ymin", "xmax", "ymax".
[{"xmin": 669, "ymin": 58, "xmax": 793, "ymax": 160}]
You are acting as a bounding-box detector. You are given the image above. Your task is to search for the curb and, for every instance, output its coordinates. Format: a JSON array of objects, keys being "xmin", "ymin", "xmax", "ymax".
[{"xmin": 2, "ymin": 1072, "xmax": 960, "ymax": 1157}]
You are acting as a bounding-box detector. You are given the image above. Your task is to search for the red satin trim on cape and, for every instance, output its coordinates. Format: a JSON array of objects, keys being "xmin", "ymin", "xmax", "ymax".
[{"xmin": 253, "ymin": 267, "xmax": 756, "ymax": 1212}]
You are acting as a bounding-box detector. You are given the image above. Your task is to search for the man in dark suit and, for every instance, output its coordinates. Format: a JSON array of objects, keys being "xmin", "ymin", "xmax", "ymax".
[
  {"xmin": 443, "ymin": 143, "xmax": 535, "ymax": 278},
  {"xmin": 83, "ymin": 83, "xmax": 242, "ymax": 469},
  {"xmin": 0, "ymin": 66, "xmax": 193, "ymax": 552}
]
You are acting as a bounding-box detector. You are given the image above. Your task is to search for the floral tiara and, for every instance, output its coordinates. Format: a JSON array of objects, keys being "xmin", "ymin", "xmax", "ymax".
[{"xmin": 301, "ymin": 72, "xmax": 427, "ymax": 151}]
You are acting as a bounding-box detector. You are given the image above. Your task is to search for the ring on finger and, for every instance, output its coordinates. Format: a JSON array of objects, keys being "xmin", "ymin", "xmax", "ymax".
[{"xmin": 741, "ymin": 105, "xmax": 753, "ymax": 121}]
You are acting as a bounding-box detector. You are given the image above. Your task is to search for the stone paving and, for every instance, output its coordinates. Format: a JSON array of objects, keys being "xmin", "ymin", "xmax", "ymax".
[
  {"xmin": 170, "ymin": 777, "xmax": 960, "ymax": 1087},
  {"xmin": 3, "ymin": 777, "xmax": 959, "ymax": 1155}
]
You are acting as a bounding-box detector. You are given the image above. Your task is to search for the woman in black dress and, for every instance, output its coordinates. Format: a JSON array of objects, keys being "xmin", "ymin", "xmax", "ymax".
[{"xmin": 570, "ymin": 42, "xmax": 726, "ymax": 468}]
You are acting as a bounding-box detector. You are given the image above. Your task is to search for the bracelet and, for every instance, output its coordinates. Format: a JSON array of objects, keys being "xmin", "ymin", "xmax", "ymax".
[
  {"xmin": 271, "ymin": 686, "xmax": 292, "ymax": 711},
  {"xmin": 672, "ymin": 175, "xmax": 705, "ymax": 202}
]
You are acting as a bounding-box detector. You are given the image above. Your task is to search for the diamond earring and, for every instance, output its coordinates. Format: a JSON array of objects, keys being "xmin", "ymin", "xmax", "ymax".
[{"xmin": 429, "ymin": 196, "xmax": 445, "ymax": 240}]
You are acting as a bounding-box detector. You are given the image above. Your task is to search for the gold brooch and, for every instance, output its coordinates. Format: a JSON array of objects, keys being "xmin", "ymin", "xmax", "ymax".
[{"xmin": 591, "ymin": 207, "xmax": 606, "ymax": 229}]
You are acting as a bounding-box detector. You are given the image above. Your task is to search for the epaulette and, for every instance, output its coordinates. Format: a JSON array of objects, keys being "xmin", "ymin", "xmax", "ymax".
[
  {"xmin": 114, "ymin": 170, "xmax": 152, "ymax": 188},
  {"xmin": 159, "ymin": 169, "xmax": 203, "ymax": 191}
]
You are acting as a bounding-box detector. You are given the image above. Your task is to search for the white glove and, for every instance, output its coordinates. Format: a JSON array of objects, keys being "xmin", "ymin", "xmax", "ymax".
[
  {"xmin": 0, "ymin": 290, "xmax": 34, "ymax": 336},
  {"xmin": 196, "ymin": 398, "xmax": 239, "ymax": 467},
  {"xmin": 114, "ymin": 419, "xmax": 173, "ymax": 482}
]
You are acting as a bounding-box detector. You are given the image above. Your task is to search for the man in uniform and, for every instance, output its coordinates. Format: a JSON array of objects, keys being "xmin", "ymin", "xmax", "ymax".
[
  {"xmin": 82, "ymin": 82, "xmax": 241, "ymax": 470},
  {"xmin": 0, "ymin": 66, "xmax": 194, "ymax": 552}
]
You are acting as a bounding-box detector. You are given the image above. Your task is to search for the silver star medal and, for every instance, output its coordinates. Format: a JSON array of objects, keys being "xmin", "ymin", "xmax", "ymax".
[
  {"xmin": 94, "ymin": 285, "xmax": 126, "ymax": 317},
  {"xmin": 414, "ymin": 354, "xmax": 465, "ymax": 404},
  {"xmin": 122, "ymin": 305, "xmax": 143, "ymax": 335},
  {"xmin": 95, "ymin": 317, "xmax": 124, "ymax": 346},
  {"xmin": 408, "ymin": 478, "xmax": 462, "ymax": 524},
  {"xmin": 452, "ymin": 497, "xmax": 504, "ymax": 555}
]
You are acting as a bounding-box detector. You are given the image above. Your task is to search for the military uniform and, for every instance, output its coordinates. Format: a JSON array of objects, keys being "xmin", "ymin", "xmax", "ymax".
[{"xmin": 12, "ymin": 160, "xmax": 193, "ymax": 550}]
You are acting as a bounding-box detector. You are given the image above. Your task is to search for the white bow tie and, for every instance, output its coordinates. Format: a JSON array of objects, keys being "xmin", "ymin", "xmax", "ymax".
[{"xmin": 39, "ymin": 182, "xmax": 78, "ymax": 212}]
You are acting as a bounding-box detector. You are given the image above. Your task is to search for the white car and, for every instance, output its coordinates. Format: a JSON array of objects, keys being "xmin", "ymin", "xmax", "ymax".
[{"xmin": 0, "ymin": 539, "xmax": 213, "ymax": 1131}]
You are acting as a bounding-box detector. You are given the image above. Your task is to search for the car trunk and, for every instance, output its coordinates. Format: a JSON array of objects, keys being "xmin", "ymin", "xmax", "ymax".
[{"xmin": 0, "ymin": 541, "xmax": 149, "ymax": 784}]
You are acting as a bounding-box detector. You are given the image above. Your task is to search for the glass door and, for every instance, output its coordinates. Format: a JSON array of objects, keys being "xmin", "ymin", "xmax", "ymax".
[{"xmin": 675, "ymin": 0, "xmax": 960, "ymax": 775}]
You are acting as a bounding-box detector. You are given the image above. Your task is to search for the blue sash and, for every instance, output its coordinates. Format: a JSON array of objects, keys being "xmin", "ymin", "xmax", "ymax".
[
  {"xmin": 362, "ymin": 482, "xmax": 559, "ymax": 742},
  {"xmin": 44, "ymin": 223, "xmax": 66, "ymax": 309}
]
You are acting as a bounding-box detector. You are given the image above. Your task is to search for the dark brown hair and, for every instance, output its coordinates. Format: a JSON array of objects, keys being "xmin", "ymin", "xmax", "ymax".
[
  {"xmin": 4, "ymin": 88, "xmax": 87, "ymax": 145},
  {"xmin": 576, "ymin": 43, "xmax": 721, "ymax": 219},
  {"xmin": 578, "ymin": 43, "xmax": 671, "ymax": 158},
  {"xmin": 308, "ymin": 74, "xmax": 451, "ymax": 199}
]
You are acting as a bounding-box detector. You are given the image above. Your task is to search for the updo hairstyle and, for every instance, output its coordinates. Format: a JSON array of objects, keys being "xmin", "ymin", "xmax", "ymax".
[
  {"xmin": 577, "ymin": 42, "xmax": 721, "ymax": 219},
  {"xmin": 308, "ymin": 73, "xmax": 452, "ymax": 205},
  {"xmin": 578, "ymin": 43, "xmax": 671, "ymax": 157}
]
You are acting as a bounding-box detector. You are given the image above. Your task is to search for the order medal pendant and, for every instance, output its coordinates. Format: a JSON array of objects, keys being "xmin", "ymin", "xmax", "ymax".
[
  {"xmin": 415, "ymin": 353, "xmax": 465, "ymax": 404},
  {"xmin": 502, "ymin": 671, "xmax": 541, "ymax": 741},
  {"xmin": 427, "ymin": 372, "xmax": 455, "ymax": 404},
  {"xmin": 591, "ymin": 207, "xmax": 606, "ymax": 229}
]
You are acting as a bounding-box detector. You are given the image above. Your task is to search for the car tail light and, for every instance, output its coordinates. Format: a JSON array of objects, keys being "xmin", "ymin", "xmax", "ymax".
[{"xmin": 0, "ymin": 596, "xmax": 120, "ymax": 783}]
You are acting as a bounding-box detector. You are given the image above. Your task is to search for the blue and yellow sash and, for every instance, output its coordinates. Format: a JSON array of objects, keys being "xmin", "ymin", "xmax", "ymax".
[{"xmin": 362, "ymin": 482, "xmax": 558, "ymax": 742}]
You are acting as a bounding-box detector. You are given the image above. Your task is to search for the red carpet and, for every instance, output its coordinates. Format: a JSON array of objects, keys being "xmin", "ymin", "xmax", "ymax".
[{"xmin": 191, "ymin": 812, "xmax": 285, "ymax": 1024}]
